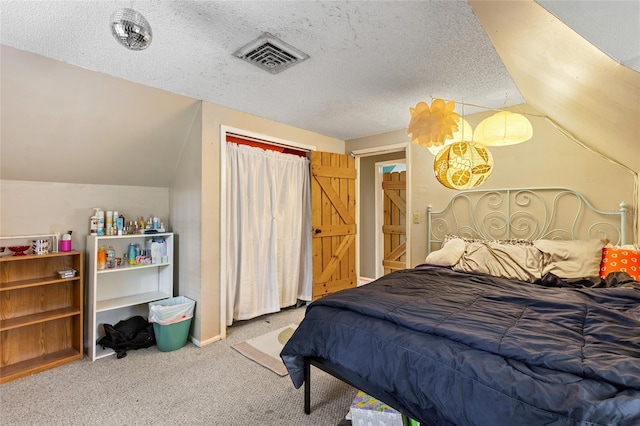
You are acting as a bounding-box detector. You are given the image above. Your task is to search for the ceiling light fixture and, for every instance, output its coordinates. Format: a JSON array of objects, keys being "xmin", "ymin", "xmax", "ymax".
[
  {"xmin": 433, "ymin": 142, "xmax": 494, "ymax": 190},
  {"xmin": 407, "ymin": 99, "xmax": 460, "ymax": 149},
  {"xmin": 473, "ymin": 111, "xmax": 533, "ymax": 146},
  {"xmin": 110, "ymin": 8, "xmax": 152, "ymax": 51},
  {"xmin": 408, "ymin": 98, "xmax": 533, "ymax": 189},
  {"xmin": 427, "ymin": 117, "xmax": 473, "ymax": 156}
]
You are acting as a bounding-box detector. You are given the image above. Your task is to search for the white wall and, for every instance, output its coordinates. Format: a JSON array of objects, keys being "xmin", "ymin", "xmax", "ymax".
[
  {"xmin": 169, "ymin": 103, "xmax": 205, "ymax": 343},
  {"xmin": 0, "ymin": 180, "xmax": 169, "ymax": 253}
]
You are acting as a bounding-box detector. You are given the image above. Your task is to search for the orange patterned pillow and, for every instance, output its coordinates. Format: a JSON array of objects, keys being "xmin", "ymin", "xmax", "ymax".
[{"xmin": 600, "ymin": 247, "xmax": 640, "ymax": 281}]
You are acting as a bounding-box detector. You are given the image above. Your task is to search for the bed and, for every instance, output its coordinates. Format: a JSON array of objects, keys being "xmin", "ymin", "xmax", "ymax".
[{"xmin": 280, "ymin": 188, "xmax": 640, "ymax": 425}]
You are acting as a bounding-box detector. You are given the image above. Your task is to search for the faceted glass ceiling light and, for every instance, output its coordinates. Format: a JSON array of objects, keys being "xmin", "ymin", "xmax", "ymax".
[{"xmin": 110, "ymin": 8, "xmax": 152, "ymax": 51}]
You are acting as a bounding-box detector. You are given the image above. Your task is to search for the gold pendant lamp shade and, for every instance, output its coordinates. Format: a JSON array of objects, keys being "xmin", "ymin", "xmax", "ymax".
[
  {"xmin": 408, "ymin": 99, "xmax": 460, "ymax": 149},
  {"xmin": 473, "ymin": 111, "xmax": 533, "ymax": 147},
  {"xmin": 433, "ymin": 142, "xmax": 494, "ymax": 190},
  {"xmin": 427, "ymin": 117, "xmax": 473, "ymax": 155}
]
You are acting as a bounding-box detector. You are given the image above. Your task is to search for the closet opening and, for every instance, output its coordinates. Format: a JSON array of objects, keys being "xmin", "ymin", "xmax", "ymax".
[{"xmin": 219, "ymin": 126, "xmax": 316, "ymax": 338}]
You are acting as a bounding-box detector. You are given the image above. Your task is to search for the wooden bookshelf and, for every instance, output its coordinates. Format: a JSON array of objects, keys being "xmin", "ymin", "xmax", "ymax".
[{"xmin": 0, "ymin": 251, "xmax": 83, "ymax": 384}]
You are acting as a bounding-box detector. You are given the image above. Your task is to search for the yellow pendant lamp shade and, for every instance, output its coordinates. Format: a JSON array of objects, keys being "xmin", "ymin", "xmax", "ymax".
[
  {"xmin": 433, "ymin": 141, "xmax": 493, "ymax": 189},
  {"xmin": 408, "ymin": 99, "xmax": 460, "ymax": 148},
  {"xmin": 427, "ymin": 117, "xmax": 473, "ymax": 155},
  {"xmin": 473, "ymin": 111, "xmax": 533, "ymax": 146}
]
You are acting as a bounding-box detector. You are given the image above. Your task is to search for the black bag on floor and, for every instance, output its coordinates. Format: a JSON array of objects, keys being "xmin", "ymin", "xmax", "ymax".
[{"xmin": 98, "ymin": 315, "xmax": 156, "ymax": 359}]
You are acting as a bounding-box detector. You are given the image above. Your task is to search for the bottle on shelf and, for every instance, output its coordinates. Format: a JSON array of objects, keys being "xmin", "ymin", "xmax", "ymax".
[
  {"xmin": 106, "ymin": 246, "xmax": 116, "ymax": 269},
  {"xmin": 128, "ymin": 243, "xmax": 136, "ymax": 265},
  {"xmin": 97, "ymin": 246, "xmax": 107, "ymax": 270},
  {"xmin": 97, "ymin": 210, "xmax": 105, "ymax": 236},
  {"xmin": 113, "ymin": 211, "xmax": 119, "ymax": 235},
  {"xmin": 90, "ymin": 208, "xmax": 99, "ymax": 235},
  {"xmin": 106, "ymin": 211, "xmax": 113, "ymax": 236},
  {"xmin": 117, "ymin": 214, "xmax": 125, "ymax": 235}
]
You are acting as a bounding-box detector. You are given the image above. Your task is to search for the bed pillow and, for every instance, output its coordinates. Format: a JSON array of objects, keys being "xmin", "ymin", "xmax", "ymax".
[
  {"xmin": 452, "ymin": 241, "xmax": 543, "ymax": 282},
  {"xmin": 533, "ymin": 239, "xmax": 606, "ymax": 279},
  {"xmin": 600, "ymin": 246, "xmax": 640, "ymax": 281},
  {"xmin": 425, "ymin": 238, "xmax": 465, "ymax": 266},
  {"xmin": 443, "ymin": 234, "xmax": 533, "ymax": 246}
]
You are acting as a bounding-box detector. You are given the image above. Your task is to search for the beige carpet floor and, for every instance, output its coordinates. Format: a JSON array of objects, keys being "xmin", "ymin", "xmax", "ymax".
[{"xmin": 0, "ymin": 305, "xmax": 356, "ymax": 425}]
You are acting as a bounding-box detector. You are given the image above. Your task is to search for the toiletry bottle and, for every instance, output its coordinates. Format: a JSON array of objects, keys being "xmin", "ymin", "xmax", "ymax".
[
  {"xmin": 152, "ymin": 215, "xmax": 159, "ymax": 230},
  {"xmin": 118, "ymin": 214, "xmax": 125, "ymax": 235},
  {"xmin": 116, "ymin": 217, "xmax": 124, "ymax": 235},
  {"xmin": 106, "ymin": 211, "xmax": 113, "ymax": 236},
  {"xmin": 97, "ymin": 246, "xmax": 107, "ymax": 270},
  {"xmin": 113, "ymin": 211, "xmax": 119, "ymax": 235},
  {"xmin": 128, "ymin": 243, "xmax": 136, "ymax": 265},
  {"xmin": 145, "ymin": 238, "xmax": 152, "ymax": 262},
  {"xmin": 97, "ymin": 210, "xmax": 105, "ymax": 236},
  {"xmin": 106, "ymin": 245, "xmax": 116, "ymax": 269},
  {"xmin": 90, "ymin": 208, "xmax": 99, "ymax": 235}
]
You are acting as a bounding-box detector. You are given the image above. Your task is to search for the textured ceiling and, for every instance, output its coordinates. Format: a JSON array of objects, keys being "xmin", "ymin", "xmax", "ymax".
[
  {"xmin": 1, "ymin": 0, "xmax": 524, "ymax": 141},
  {"xmin": 1, "ymin": 1, "xmax": 637, "ymax": 142}
]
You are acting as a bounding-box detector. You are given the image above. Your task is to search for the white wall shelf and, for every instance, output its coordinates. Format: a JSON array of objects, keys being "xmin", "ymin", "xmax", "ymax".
[{"xmin": 86, "ymin": 233, "xmax": 173, "ymax": 361}]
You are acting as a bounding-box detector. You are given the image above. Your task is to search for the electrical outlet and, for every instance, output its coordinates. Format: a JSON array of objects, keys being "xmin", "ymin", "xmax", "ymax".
[{"xmin": 413, "ymin": 213, "xmax": 421, "ymax": 224}]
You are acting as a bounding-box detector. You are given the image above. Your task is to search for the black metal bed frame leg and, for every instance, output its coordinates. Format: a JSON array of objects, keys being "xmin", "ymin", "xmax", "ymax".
[{"xmin": 304, "ymin": 357, "xmax": 311, "ymax": 414}]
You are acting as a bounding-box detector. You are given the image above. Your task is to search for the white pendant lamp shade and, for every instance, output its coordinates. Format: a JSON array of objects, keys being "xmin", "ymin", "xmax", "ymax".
[
  {"xmin": 110, "ymin": 8, "xmax": 152, "ymax": 51},
  {"xmin": 427, "ymin": 118, "xmax": 473, "ymax": 155},
  {"xmin": 473, "ymin": 111, "xmax": 533, "ymax": 147}
]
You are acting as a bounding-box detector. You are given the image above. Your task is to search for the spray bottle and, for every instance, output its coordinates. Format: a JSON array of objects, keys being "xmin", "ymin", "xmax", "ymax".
[{"xmin": 90, "ymin": 208, "xmax": 100, "ymax": 235}]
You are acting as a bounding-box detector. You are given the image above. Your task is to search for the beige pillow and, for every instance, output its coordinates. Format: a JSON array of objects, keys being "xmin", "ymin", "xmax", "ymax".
[
  {"xmin": 453, "ymin": 241, "xmax": 543, "ymax": 282},
  {"xmin": 425, "ymin": 238, "xmax": 465, "ymax": 266},
  {"xmin": 533, "ymin": 239, "xmax": 607, "ymax": 279}
]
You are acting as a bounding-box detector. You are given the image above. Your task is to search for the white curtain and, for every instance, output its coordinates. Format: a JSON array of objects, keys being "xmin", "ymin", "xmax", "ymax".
[{"xmin": 226, "ymin": 143, "xmax": 312, "ymax": 326}]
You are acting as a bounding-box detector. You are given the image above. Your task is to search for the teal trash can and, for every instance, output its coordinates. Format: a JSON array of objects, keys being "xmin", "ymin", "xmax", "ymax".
[{"xmin": 149, "ymin": 296, "xmax": 195, "ymax": 352}]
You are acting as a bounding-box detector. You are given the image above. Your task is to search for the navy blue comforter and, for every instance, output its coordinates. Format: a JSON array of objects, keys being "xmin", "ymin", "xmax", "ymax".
[{"xmin": 281, "ymin": 266, "xmax": 640, "ymax": 425}]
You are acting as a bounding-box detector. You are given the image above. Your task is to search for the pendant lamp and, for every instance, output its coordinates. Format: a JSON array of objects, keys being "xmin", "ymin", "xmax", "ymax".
[
  {"xmin": 433, "ymin": 141, "xmax": 494, "ymax": 190},
  {"xmin": 427, "ymin": 117, "xmax": 473, "ymax": 155},
  {"xmin": 407, "ymin": 99, "xmax": 460, "ymax": 149},
  {"xmin": 110, "ymin": 8, "xmax": 152, "ymax": 51},
  {"xmin": 473, "ymin": 111, "xmax": 533, "ymax": 146}
]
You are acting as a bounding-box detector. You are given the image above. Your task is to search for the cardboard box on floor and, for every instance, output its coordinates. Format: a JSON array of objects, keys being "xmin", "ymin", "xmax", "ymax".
[{"xmin": 349, "ymin": 391, "xmax": 419, "ymax": 426}]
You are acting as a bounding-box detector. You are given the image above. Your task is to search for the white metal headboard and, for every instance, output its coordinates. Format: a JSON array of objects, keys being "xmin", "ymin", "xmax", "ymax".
[{"xmin": 427, "ymin": 187, "xmax": 629, "ymax": 254}]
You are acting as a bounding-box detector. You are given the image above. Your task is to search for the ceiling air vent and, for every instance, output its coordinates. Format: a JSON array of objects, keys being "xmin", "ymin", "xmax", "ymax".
[{"xmin": 233, "ymin": 32, "xmax": 309, "ymax": 74}]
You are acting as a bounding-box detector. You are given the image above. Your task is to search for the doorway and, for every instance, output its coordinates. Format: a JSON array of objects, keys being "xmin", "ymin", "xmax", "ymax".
[
  {"xmin": 354, "ymin": 147, "xmax": 408, "ymax": 281},
  {"xmin": 376, "ymin": 161, "xmax": 407, "ymax": 277},
  {"xmin": 220, "ymin": 126, "xmax": 315, "ymax": 339}
]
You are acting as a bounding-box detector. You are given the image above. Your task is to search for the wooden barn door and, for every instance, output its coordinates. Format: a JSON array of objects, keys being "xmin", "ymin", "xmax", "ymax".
[
  {"xmin": 382, "ymin": 170, "xmax": 406, "ymax": 274},
  {"xmin": 310, "ymin": 151, "xmax": 357, "ymax": 300}
]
